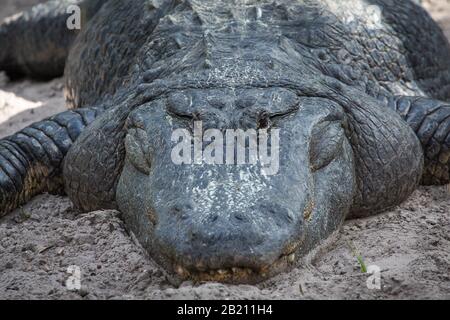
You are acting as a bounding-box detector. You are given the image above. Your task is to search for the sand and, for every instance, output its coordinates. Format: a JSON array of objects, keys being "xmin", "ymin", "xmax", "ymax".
[{"xmin": 0, "ymin": 0, "xmax": 449, "ymax": 300}]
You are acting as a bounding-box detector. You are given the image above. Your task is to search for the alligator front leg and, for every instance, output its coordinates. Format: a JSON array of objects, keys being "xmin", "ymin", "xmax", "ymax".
[
  {"xmin": 388, "ymin": 96, "xmax": 450, "ymax": 185},
  {"xmin": 0, "ymin": 106, "xmax": 105, "ymax": 217}
]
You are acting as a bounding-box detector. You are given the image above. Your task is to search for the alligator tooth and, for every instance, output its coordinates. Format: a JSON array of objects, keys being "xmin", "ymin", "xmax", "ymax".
[
  {"xmin": 231, "ymin": 267, "xmax": 239, "ymax": 274},
  {"xmin": 176, "ymin": 265, "xmax": 186, "ymax": 276},
  {"xmin": 217, "ymin": 269, "xmax": 227, "ymax": 275},
  {"xmin": 196, "ymin": 262, "xmax": 206, "ymax": 272},
  {"xmin": 288, "ymin": 253, "xmax": 296, "ymax": 263}
]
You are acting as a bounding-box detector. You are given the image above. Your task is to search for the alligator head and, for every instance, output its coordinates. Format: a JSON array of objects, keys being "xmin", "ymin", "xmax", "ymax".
[{"xmin": 116, "ymin": 86, "xmax": 356, "ymax": 283}]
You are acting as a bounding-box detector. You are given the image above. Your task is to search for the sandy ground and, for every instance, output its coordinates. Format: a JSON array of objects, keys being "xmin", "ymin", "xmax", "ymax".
[{"xmin": 0, "ymin": 0, "xmax": 449, "ymax": 300}]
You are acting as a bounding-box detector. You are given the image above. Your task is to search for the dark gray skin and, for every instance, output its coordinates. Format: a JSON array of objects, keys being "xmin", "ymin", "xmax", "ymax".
[{"xmin": 0, "ymin": 0, "xmax": 449, "ymax": 283}]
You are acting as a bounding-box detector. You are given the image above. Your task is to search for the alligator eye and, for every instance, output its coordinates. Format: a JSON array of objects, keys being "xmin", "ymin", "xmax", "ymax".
[
  {"xmin": 309, "ymin": 121, "xmax": 345, "ymax": 172},
  {"xmin": 125, "ymin": 128, "xmax": 152, "ymax": 175},
  {"xmin": 257, "ymin": 111, "xmax": 271, "ymax": 129},
  {"xmin": 257, "ymin": 107, "xmax": 298, "ymax": 129}
]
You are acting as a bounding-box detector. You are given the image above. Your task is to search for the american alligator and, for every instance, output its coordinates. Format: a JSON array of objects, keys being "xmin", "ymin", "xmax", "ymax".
[{"xmin": 0, "ymin": 0, "xmax": 449, "ymax": 283}]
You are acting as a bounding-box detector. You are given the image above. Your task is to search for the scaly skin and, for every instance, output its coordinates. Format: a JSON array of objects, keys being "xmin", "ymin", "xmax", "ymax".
[
  {"xmin": 0, "ymin": 0, "xmax": 107, "ymax": 79},
  {"xmin": 0, "ymin": 0, "xmax": 449, "ymax": 283}
]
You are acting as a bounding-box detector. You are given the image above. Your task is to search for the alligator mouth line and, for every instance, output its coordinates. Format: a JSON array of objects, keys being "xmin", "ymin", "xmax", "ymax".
[{"xmin": 172, "ymin": 244, "xmax": 302, "ymax": 284}]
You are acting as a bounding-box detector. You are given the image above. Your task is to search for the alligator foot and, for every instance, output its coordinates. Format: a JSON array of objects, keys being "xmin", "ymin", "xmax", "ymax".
[
  {"xmin": 388, "ymin": 96, "xmax": 450, "ymax": 185},
  {"xmin": 0, "ymin": 106, "xmax": 104, "ymax": 217}
]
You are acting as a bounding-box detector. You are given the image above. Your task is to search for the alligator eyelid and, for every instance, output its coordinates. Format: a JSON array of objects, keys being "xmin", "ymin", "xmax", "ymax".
[
  {"xmin": 166, "ymin": 109, "xmax": 194, "ymax": 121},
  {"xmin": 258, "ymin": 109, "xmax": 290, "ymax": 128},
  {"xmin": 269, "ymin": 111, "xmax": 291, "ymax": 119},
  {"xmin": 267, "ymin": 106, "xmax": 299, "ymax": 121}
]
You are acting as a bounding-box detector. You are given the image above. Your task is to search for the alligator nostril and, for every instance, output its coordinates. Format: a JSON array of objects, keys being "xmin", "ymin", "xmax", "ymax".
[
  {"xmin": 170, "ymin": 205, "xmax": 182, "ymax": 215},
  {"xmin": 208, "ymin": 214, "xmax": 219, "ymax": 223},
  {"xmin": 170, "ymin": 203, "xmax": 191, "ymax": 220},
  {"xmin": 189, "ymin": 230, "xmax": 198, "ymax": 241},
  {"xmin": 256, "ymin": 201, "xmax": 298, "ymax": 226}
]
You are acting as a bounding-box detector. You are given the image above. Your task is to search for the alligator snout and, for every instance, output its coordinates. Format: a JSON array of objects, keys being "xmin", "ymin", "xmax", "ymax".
[{"xmin": 154, "ymin": 200, "xmax": 304, "ymax": 281}]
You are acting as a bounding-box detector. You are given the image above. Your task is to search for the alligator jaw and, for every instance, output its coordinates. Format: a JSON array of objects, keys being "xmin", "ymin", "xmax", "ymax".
[{"xmin": 171, "ymin": 247, "xmax": 300, "ymax": 284}]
